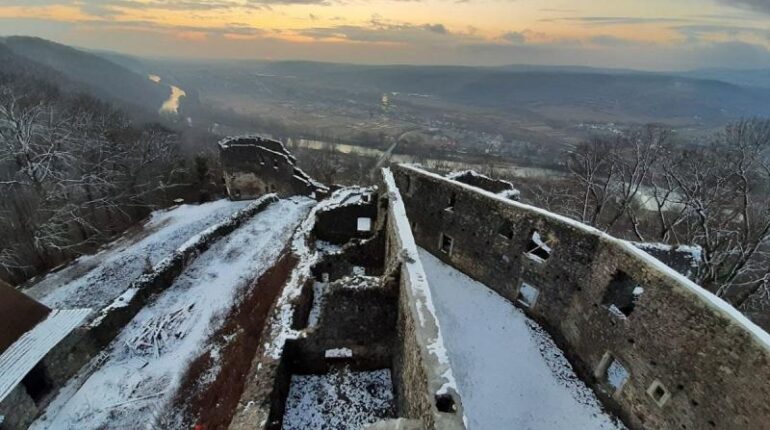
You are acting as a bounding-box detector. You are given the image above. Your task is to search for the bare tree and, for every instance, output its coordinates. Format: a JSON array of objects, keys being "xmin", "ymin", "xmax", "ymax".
[
  {"xmin": 667, "ymin": 120, "xmax": 770, "ymax": 303},
  {"xmin": 565, "ymin": 125, "xmax": 666, "ymax": 232},
  {"xmin": 561, "ymin": 120, "xmax": 770, "ymax": 310},
  {"xmin": 0, "ymin": 84, "xmax": 183, "ymax": 282}
]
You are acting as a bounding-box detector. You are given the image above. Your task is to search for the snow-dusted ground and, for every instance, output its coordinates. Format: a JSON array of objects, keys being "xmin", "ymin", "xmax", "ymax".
[
  {"xmin": 30, "ymin": 197, "xmax": 314, "ymax": 430},
  {"xmin": 25, "ymin": 199, "xmax": 250, "ymax": 311},
  {"xmin": 418, "ymin": 248, "xmax": 624, "ymax": 430},
  {"xmin": 282, "ymin": 367, "xmax": 395, "ymax": 430}
]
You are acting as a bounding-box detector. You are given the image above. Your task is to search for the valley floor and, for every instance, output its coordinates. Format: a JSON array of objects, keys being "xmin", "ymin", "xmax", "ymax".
[
  {"xmin": 30, "ymin": 197, "xmax": 313, "ymax": 430},
  {"xmin": 418, "ymin": 248, "xmax": 624, "ymax": 430}
]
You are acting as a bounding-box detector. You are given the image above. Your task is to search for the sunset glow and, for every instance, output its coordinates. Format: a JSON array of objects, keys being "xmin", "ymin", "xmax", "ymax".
[{"xmin": 0, "ymin": 0, "xmax": 768, "ymax": 69}]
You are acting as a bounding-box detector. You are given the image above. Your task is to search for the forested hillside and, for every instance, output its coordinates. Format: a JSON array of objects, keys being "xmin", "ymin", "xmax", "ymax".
[
  {"xmin": 0, "ymin": 42, "xmax": 207, "ymax": 285},
  {"xmin": 2, "ymin": 37, "xmax": 169, "ymax": 116}
]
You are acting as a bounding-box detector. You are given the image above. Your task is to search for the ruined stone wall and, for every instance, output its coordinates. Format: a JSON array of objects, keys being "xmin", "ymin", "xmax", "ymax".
[
  {"xmin": 293, "ymin": 276, "xmax": 398, "ymax": 374},
  {"xmin": 393, "ymin": 164, "xmax": 770, "ymax": 430},
  {"xmin": 447, "ymin": 170, "xmax": 520, "ymax": 199},
  {"xmin": 229, "ymin": 188, "xmax": 390, "ymax": 430},
  {"xmin": 228, "ymin": 180, "xmax": 465, "ymax": 430},
  {"xmin": 314, "ymin": 201, "xmax": 378, "ymax": 245},
  {"xmin": 219, "ymin": 136, "xmax": 325, "ymax": 201},
  {"xmin": 0, "ymin": 196, "xmax": 280, "ymax": 430},
  {"xmin": 381, "ymin": 170, "xmax": 466, "ymax": 430}
]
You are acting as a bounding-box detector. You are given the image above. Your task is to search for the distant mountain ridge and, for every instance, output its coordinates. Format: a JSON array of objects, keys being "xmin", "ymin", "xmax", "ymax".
[
  {"xmin": 3, "ymin": 35, "xmax": 765, "ymax": 128},
  {"xmin": 248, "ymin": 61, "xmax": 770, "ymax": 124},
  {"xmin": 681, "ymin": 68, "xmax": 770, "ymax": 90}
]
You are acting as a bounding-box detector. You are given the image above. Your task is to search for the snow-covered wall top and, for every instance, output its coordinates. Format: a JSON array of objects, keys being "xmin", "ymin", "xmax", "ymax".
[
  {"xmin": 382, "ymin": 168, "xmax": 466, "ymax": 430},
  {"xmin": 218, "ymin": 134, "xmax": 294, "ymax": 160}
]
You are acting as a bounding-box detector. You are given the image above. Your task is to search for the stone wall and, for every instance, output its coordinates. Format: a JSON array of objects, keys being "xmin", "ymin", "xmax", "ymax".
[
  {"xmin": 228, "ymin": 179, "xmax": 465, "ymax": 430},
  {"xmin": 393, "ymin": 164, "xmax": 770, "ymax": 430},
  {"xmin": 218, "ymin": 136, "xmax": 327, "ymax": 201},
  {"xmin": 381, "ymin": 169, "xmax": 465, "ymax": 430}
]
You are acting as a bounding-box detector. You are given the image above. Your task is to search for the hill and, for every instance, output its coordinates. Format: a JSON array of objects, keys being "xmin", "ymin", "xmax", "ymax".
[
  {"xmin": 1, "ymin": 36, "xmax": 168, "ymax": 114},
  {"xmin": 250, "ymin": 61, "xmax": 770, "ymax": 123}
]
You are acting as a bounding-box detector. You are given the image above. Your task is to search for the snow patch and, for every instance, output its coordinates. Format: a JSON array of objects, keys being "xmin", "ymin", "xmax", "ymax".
[
  {"xmin": 26, "ymin": 199, "xmax": 250, "ymax": 312},
  {"xmin": 606, "ymin": 360, "xmax": 630, "ymax": 390},
  {"xmin": 282, "ymin": 368, "xmax": 394, "ymax": 430},
  {"xmin": 419, "ymin": 248, "xmax": 624, "ymax": 430},
  {"xmin": 31, "ymin": 198, "xmax": 313, "ymax": 430},
  {"xmin": 324, "ymin": 348, "xmax": 353, "ymax": 358}
]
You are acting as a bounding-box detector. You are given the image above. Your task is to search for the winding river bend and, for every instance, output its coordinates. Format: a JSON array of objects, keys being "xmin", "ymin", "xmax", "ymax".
[{"xmin": 148, "ymin": 74, "xmax": 186, "ymax": 115}]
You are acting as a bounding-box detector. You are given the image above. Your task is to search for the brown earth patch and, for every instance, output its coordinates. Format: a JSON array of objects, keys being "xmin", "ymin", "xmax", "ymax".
[{"xmin": 168, "ymin": 249, "xmax": 298, "ymax": 430}]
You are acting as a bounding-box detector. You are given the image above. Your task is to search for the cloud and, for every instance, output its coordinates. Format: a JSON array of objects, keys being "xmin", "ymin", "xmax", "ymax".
[
  {"xmin": 77, "ymin": 18, "xmax": 267, "ymax": 39},
  {"xmin": 501, "ymin": 31, "xmax": 525, "ymax": 44},
  {"xmin": 542, "ymin": 16, "xmax": 690, "ymax": 25},
  {"xmin": 297, "ymin": 21, "xmax": 463, "ymax": 44},
  {"xmin": 539, "ymin": 7, "xmax": 578, "ymax": 13},
  {"xmin": 67, "ymin": 0, "xmax": 330, "ymax": 13},
  {"xmin": 2, "ymin": 0, "xmax": 769, "ymax": 70},
  {"xmin": 500, "ymin": 29, "xmax": 549, "ymax": 44},
  {"xmin": 674, "ymin": 23, "xmax": 770, "ymax": 41},
  {"xmin": 423, "ymin": 23, "xmax": 447, "ymax": 34},
  {"xmin": 717, "ymin": 0, "xmax": 770, "ymax": 14},
  {"xmin": 589, "ymin": 35, "xmax": 647, "ymax": 46}
]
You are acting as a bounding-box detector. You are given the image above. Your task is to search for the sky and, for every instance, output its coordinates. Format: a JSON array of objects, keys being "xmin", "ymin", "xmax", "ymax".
[{"xmin": 0, "ymin": 0, "xmax": 769, "ymax": 70}]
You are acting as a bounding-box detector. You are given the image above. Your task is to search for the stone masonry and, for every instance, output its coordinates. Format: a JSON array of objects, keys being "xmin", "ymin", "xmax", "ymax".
[{"xmin": 393, "ymin": 164, "xmax": 770, "ymax": 430}]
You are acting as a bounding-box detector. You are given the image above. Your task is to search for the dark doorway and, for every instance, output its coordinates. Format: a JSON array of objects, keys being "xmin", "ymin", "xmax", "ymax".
[{"xmin": 22, "ymin": 362, "xmax": 53, "ymax": 404}]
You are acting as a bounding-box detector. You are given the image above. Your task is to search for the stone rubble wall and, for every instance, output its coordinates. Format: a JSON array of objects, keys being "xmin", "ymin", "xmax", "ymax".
[
  {"xmin": 0, "ymin": 195, "xmax": 279, "ymax": 430},
  {"xmin": 229, "ymin": 177, "xmax": 465, "ymax": 430},
  {"xmin": 393, "ymin": 164, "xmax": 770, "ymax": 430}
]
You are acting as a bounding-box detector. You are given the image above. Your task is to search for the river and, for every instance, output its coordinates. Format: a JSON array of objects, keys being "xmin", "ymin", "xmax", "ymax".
[
  {"xmin": 148, "ymin": 74, "xmax": 186, "ymax": 115},
  {"xmin": 285, "ymin": 138, "xmax": 563, "ymax": 179}
]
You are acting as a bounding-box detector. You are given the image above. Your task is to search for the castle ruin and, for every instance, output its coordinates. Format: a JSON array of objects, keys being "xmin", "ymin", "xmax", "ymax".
[{"xmin": 3, "ymin": 137, "xmax": 769, "ymax": 430}]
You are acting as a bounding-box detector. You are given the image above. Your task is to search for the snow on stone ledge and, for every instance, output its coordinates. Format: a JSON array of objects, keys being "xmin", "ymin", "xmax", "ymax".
[
  {"xmin": 0, "ymin": 309, "xmax": 90, "ymax": 403},
  {"xmin": 382, "ymin": 168, "xmax": 462, "ymax": 407},
  {"xmin": 400, "ymin": 164, "xmax": 770, "ymax": 351},
  {"xmin": 325, "ymin": 347, "xmax": 353, "ymax": 358}
]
